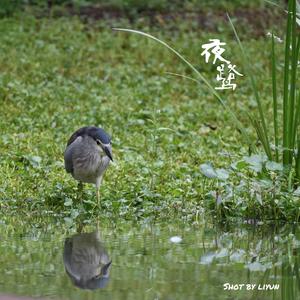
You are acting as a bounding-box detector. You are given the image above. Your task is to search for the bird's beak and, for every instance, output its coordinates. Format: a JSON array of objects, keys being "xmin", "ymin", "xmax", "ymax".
[
  {"xmin": 104, "ymin": 145, "xmax": 113, "ymax": 161},
  {"xmin": 101, "ymin": 260, "xmax": 112, "ymax": 277}
]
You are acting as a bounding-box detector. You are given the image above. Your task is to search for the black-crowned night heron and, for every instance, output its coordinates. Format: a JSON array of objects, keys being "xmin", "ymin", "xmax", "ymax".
[
  {"xmin": 64, "ymin": 126, "xmax": 113, "ymax": 205},
  {"xmin": 63, "ymin": 231, "xmax": 111, "ymax": 289}
]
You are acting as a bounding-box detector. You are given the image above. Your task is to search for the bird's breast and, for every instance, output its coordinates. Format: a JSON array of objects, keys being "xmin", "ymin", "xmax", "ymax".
[{"xmin": 73, "ymin": 152, "xmax": 110, "ymax": 184}]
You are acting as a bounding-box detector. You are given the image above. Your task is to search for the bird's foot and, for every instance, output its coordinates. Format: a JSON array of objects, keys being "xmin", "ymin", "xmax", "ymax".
[
  {"xmin": 96, "ymin": 190, "xmax": 100, "ymax": 204},
  {"xmin": 91, "ymin": 190, "xmax": 101, "ymax": 212},
  {"xmin": 77, "ymin": 182, "xmax": 84, "ymax": 202}
]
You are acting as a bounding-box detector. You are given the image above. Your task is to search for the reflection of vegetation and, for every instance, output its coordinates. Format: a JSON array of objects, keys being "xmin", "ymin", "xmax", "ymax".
[
  {"xmin": 200, "ymin": 224, "xmax": 300, "ymax": 300},
  {"xmin": 0, "ymin": 222, "xmax": 298, "ymax": 299},
  {"xmin": 281, "ymin": 247, "xmax": 300, "ymax": 299}
]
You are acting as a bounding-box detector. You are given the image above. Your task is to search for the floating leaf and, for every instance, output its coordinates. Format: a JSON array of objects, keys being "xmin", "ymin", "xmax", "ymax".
[
  {"xmin": 64, "ymin": 198, "xmax": 73, "ymax": 207},
  {"xmin": 266, "ymin": 161, "xmax": 283, "ymax": 171},
  {"xmin": 64, "ymin": 217, "xmax": 73, "ymax": 226},
  {"xmin": 70, "ymin": 209, "xmax": 80, "ymax": 219},
  {"xmin": 258, "ymin": 179, "xmax": 273, "ymax": 188},
  {"xmin": 243, "ymin": 154, "xmax": 267, "ymax": 172},
  {"xmin": 294, "ymin": 187, "xmax": 300, "ymax": 196},
  {"xmin": 215, "ymin": 168, "xmax": 230, "ymax": 180},
  {"xmin": 256, "ymin": 193, "xmax": 263, "ymax": 205},
  {"xmin": 23, "ymin": 155, "xmax": 42, "ymax": 168},
  {"xmin": 216, "ymin": 194, "xmax": 222, "ymax": 206},
  {"xmin": 199, "ymin": 125, "xmax": 210, "ymax": 135},
  {"xmin": 200, "ymin": 163, "xmax": 217, "ymax": 178}
]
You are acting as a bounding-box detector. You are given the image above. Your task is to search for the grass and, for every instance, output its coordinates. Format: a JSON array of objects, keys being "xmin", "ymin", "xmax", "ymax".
[{"xmin": 0, "ymin": 4, "xmax": 299, "ymax": 224}]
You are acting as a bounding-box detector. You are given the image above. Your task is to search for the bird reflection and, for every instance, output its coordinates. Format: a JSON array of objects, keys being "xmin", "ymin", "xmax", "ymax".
[{"xmin": 63, "ymin": 230, "xmax": 111, "ymax": 290}]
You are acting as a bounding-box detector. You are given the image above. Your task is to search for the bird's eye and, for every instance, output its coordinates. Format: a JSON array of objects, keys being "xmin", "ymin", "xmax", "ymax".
[{"xmin": 96, "ymin": 140, "xmax": 101, "ymax": 146}]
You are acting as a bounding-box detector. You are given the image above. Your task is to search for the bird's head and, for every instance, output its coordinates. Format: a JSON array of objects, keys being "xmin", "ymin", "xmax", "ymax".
[
  {"xmin": 87, "ymin": 127, "xmax": 113, "ymax": 161},
  {"xmin": 65, "ymin": 260, "xmax": 112, "ymax": 290}
]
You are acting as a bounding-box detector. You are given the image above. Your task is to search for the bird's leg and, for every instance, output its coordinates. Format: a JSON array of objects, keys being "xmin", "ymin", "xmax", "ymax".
[
  {"xmin": 77, "ymin": 181, "xmax": 86, "ymax": 214},
  {"xmin": 96, "ymin": 218, "xmax": 100, "ymax": 231},
  {"xmin": 76, "ymin": 221, "xmax": 84, "ymax": 233},
  {"xmin": 91, "ymin": 188, "xmax": 100, "ymax": 215},
  {"xmin": 95, "ymin": 176, "xmax": 103, "ymax": 210},
  {"xmin": 96, "ymin": 189, "xmax": 100, "ymax": 207},
  {"xmin": 77, "ymin": 181, "xmax": 84, "ymax": 201}
]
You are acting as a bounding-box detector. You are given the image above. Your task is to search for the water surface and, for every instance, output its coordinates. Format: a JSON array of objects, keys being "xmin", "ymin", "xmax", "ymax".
[{"xmin": 0, "ymin": 221, "xmax": 299, "ymax": 300}]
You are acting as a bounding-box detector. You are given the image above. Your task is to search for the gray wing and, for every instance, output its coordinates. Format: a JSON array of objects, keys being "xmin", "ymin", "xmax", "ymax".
[
  {"xmin": 67, "ymin": 126, "xmax": 94, "ymax": 146},
  {"xmin": 63, "ymin": 238, "xmax": 74, "ymax": 274},
  {"xmin": 64, "ymin": 136, "xmax": 83, "ymax": 174}
]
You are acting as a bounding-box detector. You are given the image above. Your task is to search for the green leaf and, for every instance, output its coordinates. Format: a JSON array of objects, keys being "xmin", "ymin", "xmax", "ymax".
[{"xmin": 231, "ymin": 160, "xmax": 248, "ymax": 170}]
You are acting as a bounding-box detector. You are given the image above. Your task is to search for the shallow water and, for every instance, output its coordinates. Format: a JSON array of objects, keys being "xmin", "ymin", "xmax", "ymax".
[{"xmin": 0, "ymin": 221, "xmax": 299, "ymax": 300}]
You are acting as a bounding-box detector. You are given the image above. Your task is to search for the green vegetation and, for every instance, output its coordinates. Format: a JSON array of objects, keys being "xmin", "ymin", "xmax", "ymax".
[
  {"xmin": 0, "ymin": 0, "xmax": 268, "ymax": 18},
  {"xmin": 229, "ymin": 0, "xmax": 300, "ymax": 179},
  {"xmin": 0, "ymin": 1, "xmax": 299, "ymax": 224}
]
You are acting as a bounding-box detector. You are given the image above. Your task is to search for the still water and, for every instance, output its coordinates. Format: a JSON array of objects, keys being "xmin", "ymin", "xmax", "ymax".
[{"xmin": 0, "ymin": 221, "xmax": 299, "ymax": 300}]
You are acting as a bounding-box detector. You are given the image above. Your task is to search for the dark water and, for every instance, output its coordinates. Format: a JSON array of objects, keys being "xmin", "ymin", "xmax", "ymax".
[{"xmin": 0, "ymin": 221, "xmax": 299, "ymax": 300}]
